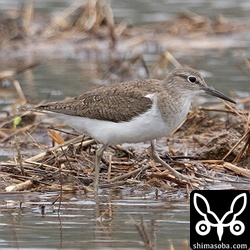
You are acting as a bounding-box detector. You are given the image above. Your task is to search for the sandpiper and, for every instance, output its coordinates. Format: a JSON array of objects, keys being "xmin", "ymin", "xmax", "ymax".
[{"xmin": 31, "ymin": 66, "xmax": 236, "ymax": 191}]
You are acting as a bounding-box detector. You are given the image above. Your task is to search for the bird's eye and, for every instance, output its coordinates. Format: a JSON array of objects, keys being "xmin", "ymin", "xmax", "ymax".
[{"xmin": 187, "ymin": 76, "xmax": 197, "ymax": 83}]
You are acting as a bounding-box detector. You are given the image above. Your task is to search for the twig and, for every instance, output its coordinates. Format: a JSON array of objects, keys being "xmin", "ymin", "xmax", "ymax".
[
  {"xmin": 26, "ymin": 137, "xmax": 95, "ymax": 162},
  {"xmin": 200, "ymin": 107, "xmax": 248, "ymax": 115},
  {"xmin": 5, "ymin": 180, "xmax": 34, "ymax": 192},
  {"xmin": 13, "ymin": 80, "xmax": 27, "ymax": 105},
  {"xmin": 107, "ymin": 154, "xmax": 112, "ymax": 181},
  {"xmin": 108, "ymin": 164, "xmax": 151, "ymax": 183},
  {"xmin": 233, "ymin": 130, "xmax": 250, "ymax": 163},
  {"xmin": 223, "ymin": 100, "xmax": 248, "ymax": 122},
  {"xmin": 224, "ymin": 162, "xmax": 250, "ymax": 178},
  {"xmin": 24, "ymin": 160, "xmax": 59, "ymax": 171},
  {"xmin": 222, "ymin": 131, "xmax": 249, "ymax": 161},
  {"xmin": 14, "ymin": 136, "xmax": 25, "ymax": 176},
  {"xmin": 1, "ymin": 124, "xmax": 35, "ymax": 143},
  {"xmin": 113, "ymin": 144, "xmax": 134, "ymax": 156}
]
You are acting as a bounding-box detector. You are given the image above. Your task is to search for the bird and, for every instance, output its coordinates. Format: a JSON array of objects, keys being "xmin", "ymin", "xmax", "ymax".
[{"xmin": 30, "ymin": 66, "xmax": 236, "ymax": 192}]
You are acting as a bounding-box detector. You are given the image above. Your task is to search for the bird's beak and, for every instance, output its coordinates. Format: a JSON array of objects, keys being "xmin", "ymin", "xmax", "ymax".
[{"xmin": 204, "ymin": 86, "xmax": 236, "ymax": 104}]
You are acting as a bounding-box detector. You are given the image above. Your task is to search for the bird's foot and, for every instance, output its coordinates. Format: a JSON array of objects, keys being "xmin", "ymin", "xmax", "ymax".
[{"xmin": 150, "ymin": 141, "xmax": 201, "ymax": 184}]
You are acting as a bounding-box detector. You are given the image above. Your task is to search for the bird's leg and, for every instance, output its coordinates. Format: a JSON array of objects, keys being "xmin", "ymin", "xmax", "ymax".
[
  {"xmin": 94, "ymin": 144, "xmax": 107, "ymax": 193},
  {"xmin": 150, "ymin": 140, "xmax": 191, "ymax": 181}
]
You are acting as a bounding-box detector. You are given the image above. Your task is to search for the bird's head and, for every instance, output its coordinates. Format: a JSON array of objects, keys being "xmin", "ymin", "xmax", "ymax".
[{"xmin": 166, "ymin": 66, "xmax": 236, "ymax": 104}]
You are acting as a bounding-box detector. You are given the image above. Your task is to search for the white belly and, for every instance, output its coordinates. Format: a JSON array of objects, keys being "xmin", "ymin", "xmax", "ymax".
[{"xmin": 58, "ymin": 104, "xmax": 169, "ymax": 145}]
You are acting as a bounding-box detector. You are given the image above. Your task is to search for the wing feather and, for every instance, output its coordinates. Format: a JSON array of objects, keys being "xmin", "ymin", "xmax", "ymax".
[{"xmin": 35, "ymin": 79, "xmax": 162, "ymax": 122}]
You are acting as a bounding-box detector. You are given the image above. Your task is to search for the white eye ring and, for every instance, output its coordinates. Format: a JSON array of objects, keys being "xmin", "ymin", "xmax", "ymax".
[{"xmin": 187, "ymin": 76, "xmax": 197, "ymax": 83}]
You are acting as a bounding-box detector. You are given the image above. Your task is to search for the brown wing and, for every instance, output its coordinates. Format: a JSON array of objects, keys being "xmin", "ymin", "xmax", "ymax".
[
  {"xmin": 76, "ymin": 93, "xmax": 152, "ymax": 122},
  {"xmin": 35, "ymin": 89, "xmax": 153, "ymax": 123}
]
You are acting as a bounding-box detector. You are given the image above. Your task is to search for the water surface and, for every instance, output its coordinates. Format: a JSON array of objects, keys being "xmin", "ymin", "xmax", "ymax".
[{"xmin": 0, "ymin": 191, "xmax": 189, "ymax": 249}]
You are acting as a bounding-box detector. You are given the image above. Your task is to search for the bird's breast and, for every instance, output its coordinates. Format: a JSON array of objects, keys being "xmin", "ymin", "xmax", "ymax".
[{"xmin": 157, "ymin": 94, "xmax": 192, "ymax": 134}]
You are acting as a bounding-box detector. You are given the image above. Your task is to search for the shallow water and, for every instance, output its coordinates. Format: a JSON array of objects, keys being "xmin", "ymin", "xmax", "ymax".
[{"xmin": 0, "ymin": 191, "xmax": 189, "ymax": 249}]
